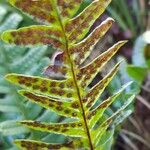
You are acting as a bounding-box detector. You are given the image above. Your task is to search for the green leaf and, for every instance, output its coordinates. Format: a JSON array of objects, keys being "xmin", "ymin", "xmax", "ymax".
[
  {"xmin": 12, "ymin": 46, "xmax": 48, "ymax": 73},
  {"xmin": 9, "ymin": 0, "xmax": 58, "ymax": 24},
  {"xmin": 78, "ymin": 41, "xmax": 127, "ymax": 88},
  {"xmin": 57, "ymin": 0, "xmax": 82, "ymax": 19},
  {"xmin": 93, "ymin": 95, "xmax": 135, "ymax": 146},
  {"xmin": 1, "ymin": 25, "xmax": 64, "ymax": 49},
  {"xmin": 69, "ymin": 17, "xmax": 114, "ymax": 65},
  {"xmin": 19, "ymin": 120, "xmax": 85, "ymax": 138},
  {"xmin": 87, "ymin": 82, "xmax": 132, "ymax": 129},
  {"xmin": 19, "ymin": 90, "xmax": 80, "ymax": 119},
  {"xmin": 65, "ymin": 0, "xmax": 112, "ymax": 42},
  {"xmin": 107, "ymin": 95, "xmax": 135, "ymax": 126},
  {"xmin": 127, "ymin": 65, "xmax": 148, "ymax": 82},
  {"xmin": 0, "ymin": 13, "xmax": 22, "ymax": 32},
  {"xmin": 131, "ymin": 31, "xmax": 150, "ymax": 70},
  {"xmin": 0, "ymin": 120, "xmax": 29, "ymax": 136},
  {"xmin": 112, "ymin": 110, "xmax": 132, "ymax": 127},
  {"xmin": 96, "ymin": 129, "xmax": 114, "ymax": 150},
  {"xmin": 92, "ymin": 119, "xmax": 112, "ymax": 146},
  {"xmin": 83, "ymin": 62, "xmax": 121, "ymax": 111},
  {"xmin": 0, "ymin": 105, "xmax": 20, "ymax": 113},
  {"xmin": 0, "ymin": 6, "xmax": 7, "ymax": 22},
  {"xmin": 14, "ymin": 140, "xmax": 77, "ymax": 150},
  {"xmin": 5, "ymin": 73, "xmax": 76, "ymax": 100}
]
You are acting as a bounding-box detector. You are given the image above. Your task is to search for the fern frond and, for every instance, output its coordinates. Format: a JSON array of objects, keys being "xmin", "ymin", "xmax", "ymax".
[
  {"xmin": 2, "ymin": 0, "xmax": 134, "ymax": 149},
  {"xmin": 19, "ymin": 90, "xmax": 80, "ymax": 118},
  {"xmin": 83, "ymin": 61, "xmax": 121, "ymax": 110},
  {"xmin": 14, "ymin": 139, "xmax": 84, "ymax": 150},
  {"xmin": 2, "ymin": 25, "xmax": 64, "ymax": 49},
  {"xmin": 70, "ymin": 17, "xmax": 114, "ymax": 65},
  {"xmin": 78, "ymin": 41, "xmax": 127, "ymax": 87},
  {"xmin": 92, "ymin": 95, "xmax": 135, "ymax": 146},
  {"xmin": 65, "ymin": 0, "xmax": 111, "ymax": 42},
  {"xmin": 5, "ymin": 74, "xmax": 76, "ymax": 100},
  {"xmin": 87, "ymin": 82, "xmax": 133, "ymax": 129},
  {"xmin": 19, "ymin": 120, "xmax": 85, "ymax": 137}
]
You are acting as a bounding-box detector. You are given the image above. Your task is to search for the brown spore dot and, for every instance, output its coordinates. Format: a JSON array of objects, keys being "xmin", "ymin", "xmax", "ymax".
[
  {"xmin": 41, "ymin": 80, "xmax": 47, "ymax": 86},
  {"xmin": 48, "ymin": 126, "xmax": 54, "ymax": 130},
  {"xmin": 76, "ymin": 72, "xmax": 82, "ymax": 79},
  {"xmin": 25, "ymin": 82, "xmax": 32, "ymax": 87},
  {"xmin": 21, "ymin": 142, "xmax": 27, "ymax": 147},
  {"xmin": 82, "ymin": 97, "xmax": 88, "ymax": 103},
  {"xmin": 92, "ymin": 111, "xmax": 96, "ymax": 116},
  {"xmin": 33, "ymin": 78, "xmax": 38, "ymax": 83},
  {"xmin": 71, "ymin": 102, "xmax": 79, "ymax": 109},
  {"xmin": 58, "ymin": 90, "xmax": 65, "ymax": 96},
  {"xmin": 55, "ymin": 145, "xmax": 61, "ymax": 149},
  {"xmin": 67, "ymin": 82, "xmax": 73, "ymax": 88},
  {"xmin": 54, "ymin": 128, "xmax": 60, "ymax": 131},
  {"xmin": 50, "ymin": 88, "xmax": 57, "ymax": 94},
  {"xmin": 11, "ymin": 31, "xmax": 17, "ymax": 36},
  {"xmin": 85, "ymin": 74, "xmax": 90, "ymax": 80},
  {"xmin": 99, "ymin": 101, "xmax": 110, "ymax": 108},
  {"xmin": 87, "ymin": 114, "xmax": 91, "ymax": 120},
  {"xmin": 55, "ymin": 124, "xmax": 60, "ymax": 128},
  {"xmin": 72, "ymin": 112, "xmax": 77, "ymax": 117},
  {"xmin": 48, "ymin": 103, "xmax": 54, "ymax": 107},
  {"xmin": 57, "ymin": 101, "xmax": 62, "ymax": 105},
  {"xmin": 81, "ymin": 82, "xmax": 86, "ymax": 87},
  {"xmin": 59, "ymin": 83, "xmax": 65, "ymax": 88},
  {"xmin": 78, "ymin": 123, "xmax": 82, "ymax": 127},
  {"xmin": 63, "ymin": 124, "xmax": 69, "ymax": 127},
  {"xmin": 32, "ymin": 85, "xmax": 39, "ymax": 90},
  {"xmin": 71, "ymin": 123, "xmax": 76, "ymax": 127},
  {"xmin": 18, "ymin": 79, "xmax": 26, "ymax": 84},
  {"xmin": 40, "ymin": 143, "xmax": 46, "ymax": 148},
  {"xmin": 56, "ymin": 106, "xmax": 63, "ymax": 111},
  {"xmin": 86, "ymin": 103, "xmax": 91, "ymax": 108},
  {"xmin": 98, "ymin": 83, "xmax": 104, "ymax": 89},
  {"xmin": 64, "ymin": 109, "xmax": 70, "ymax": 114},
  {"xmin": 50, "ymin": 81, "xmax": 56, "ymax": 87},
  {"xmin": 39, "ymin": 124, "xmax": 45, "ymax": 128},
  {"xmin": 40, "ymin": 87, "xmax": 48, "ymax": 92},
  {"xmin": 48, "ymin": 145, "xmax": 53, "ymax": 149},
  {"xmin": 61, "ymin": 129, "xmax": 68, "ymax": 132},
  {"xmin": 67, "ymin": 93, "xmax": 72, "ymax": 98}
]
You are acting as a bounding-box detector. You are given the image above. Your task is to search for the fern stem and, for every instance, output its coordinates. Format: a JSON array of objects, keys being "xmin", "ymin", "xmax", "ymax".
[
  {"xmin": 64, "ymin": 34, "xmax": 94, "ymax": 150},
  {"xmin": 52, "ymin": 1, "xmax": 94, "ymax": 149},
  {"xmin": 65, "ymin": 32, "xmax": 94, "ymax": 150},
  {"xmin": 68, "ymin": 60, "xmax": 94, "ymax": 150},
  {"xmin": 53, "ymin": 1, "xmax": 94, "ymax": 150}
]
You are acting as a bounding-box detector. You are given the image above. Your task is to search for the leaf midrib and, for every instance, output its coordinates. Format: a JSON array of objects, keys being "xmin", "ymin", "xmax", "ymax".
[{"xmin": 52, "ymin": 1, "xmax": 94, "ymax": 149}]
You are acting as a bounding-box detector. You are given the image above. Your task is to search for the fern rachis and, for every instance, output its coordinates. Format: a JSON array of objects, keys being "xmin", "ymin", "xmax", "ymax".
[{"xmin": 1, "ymin": 0, "xmax": 134, "ymax": 149}]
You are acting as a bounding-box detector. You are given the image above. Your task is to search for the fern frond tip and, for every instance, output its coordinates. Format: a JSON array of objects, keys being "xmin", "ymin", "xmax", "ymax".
[
  {"xmin": 18, "ymin": 90, "xmax": 26, "ymax": 95},
  {"xmin": 5, "ymin": 73, "xmax": 16, "ymax": 81},
  {"xmin": 105, "ymin": 17, "xmax": 115, "ymax": 23},
  {"xmin": 118, "ymin": 40, "xmax": 128, "ymax": 45},
  {"xmin": 5, "ymin": 73, "xmax": 26, "ymax": 85},
  {"xmin": 8, "ymin": 0, "xmax": 16, "ymax": 6},
  {"xmin": 1, "ymin": 30, "xmax": 13, "ymax": 44}
]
